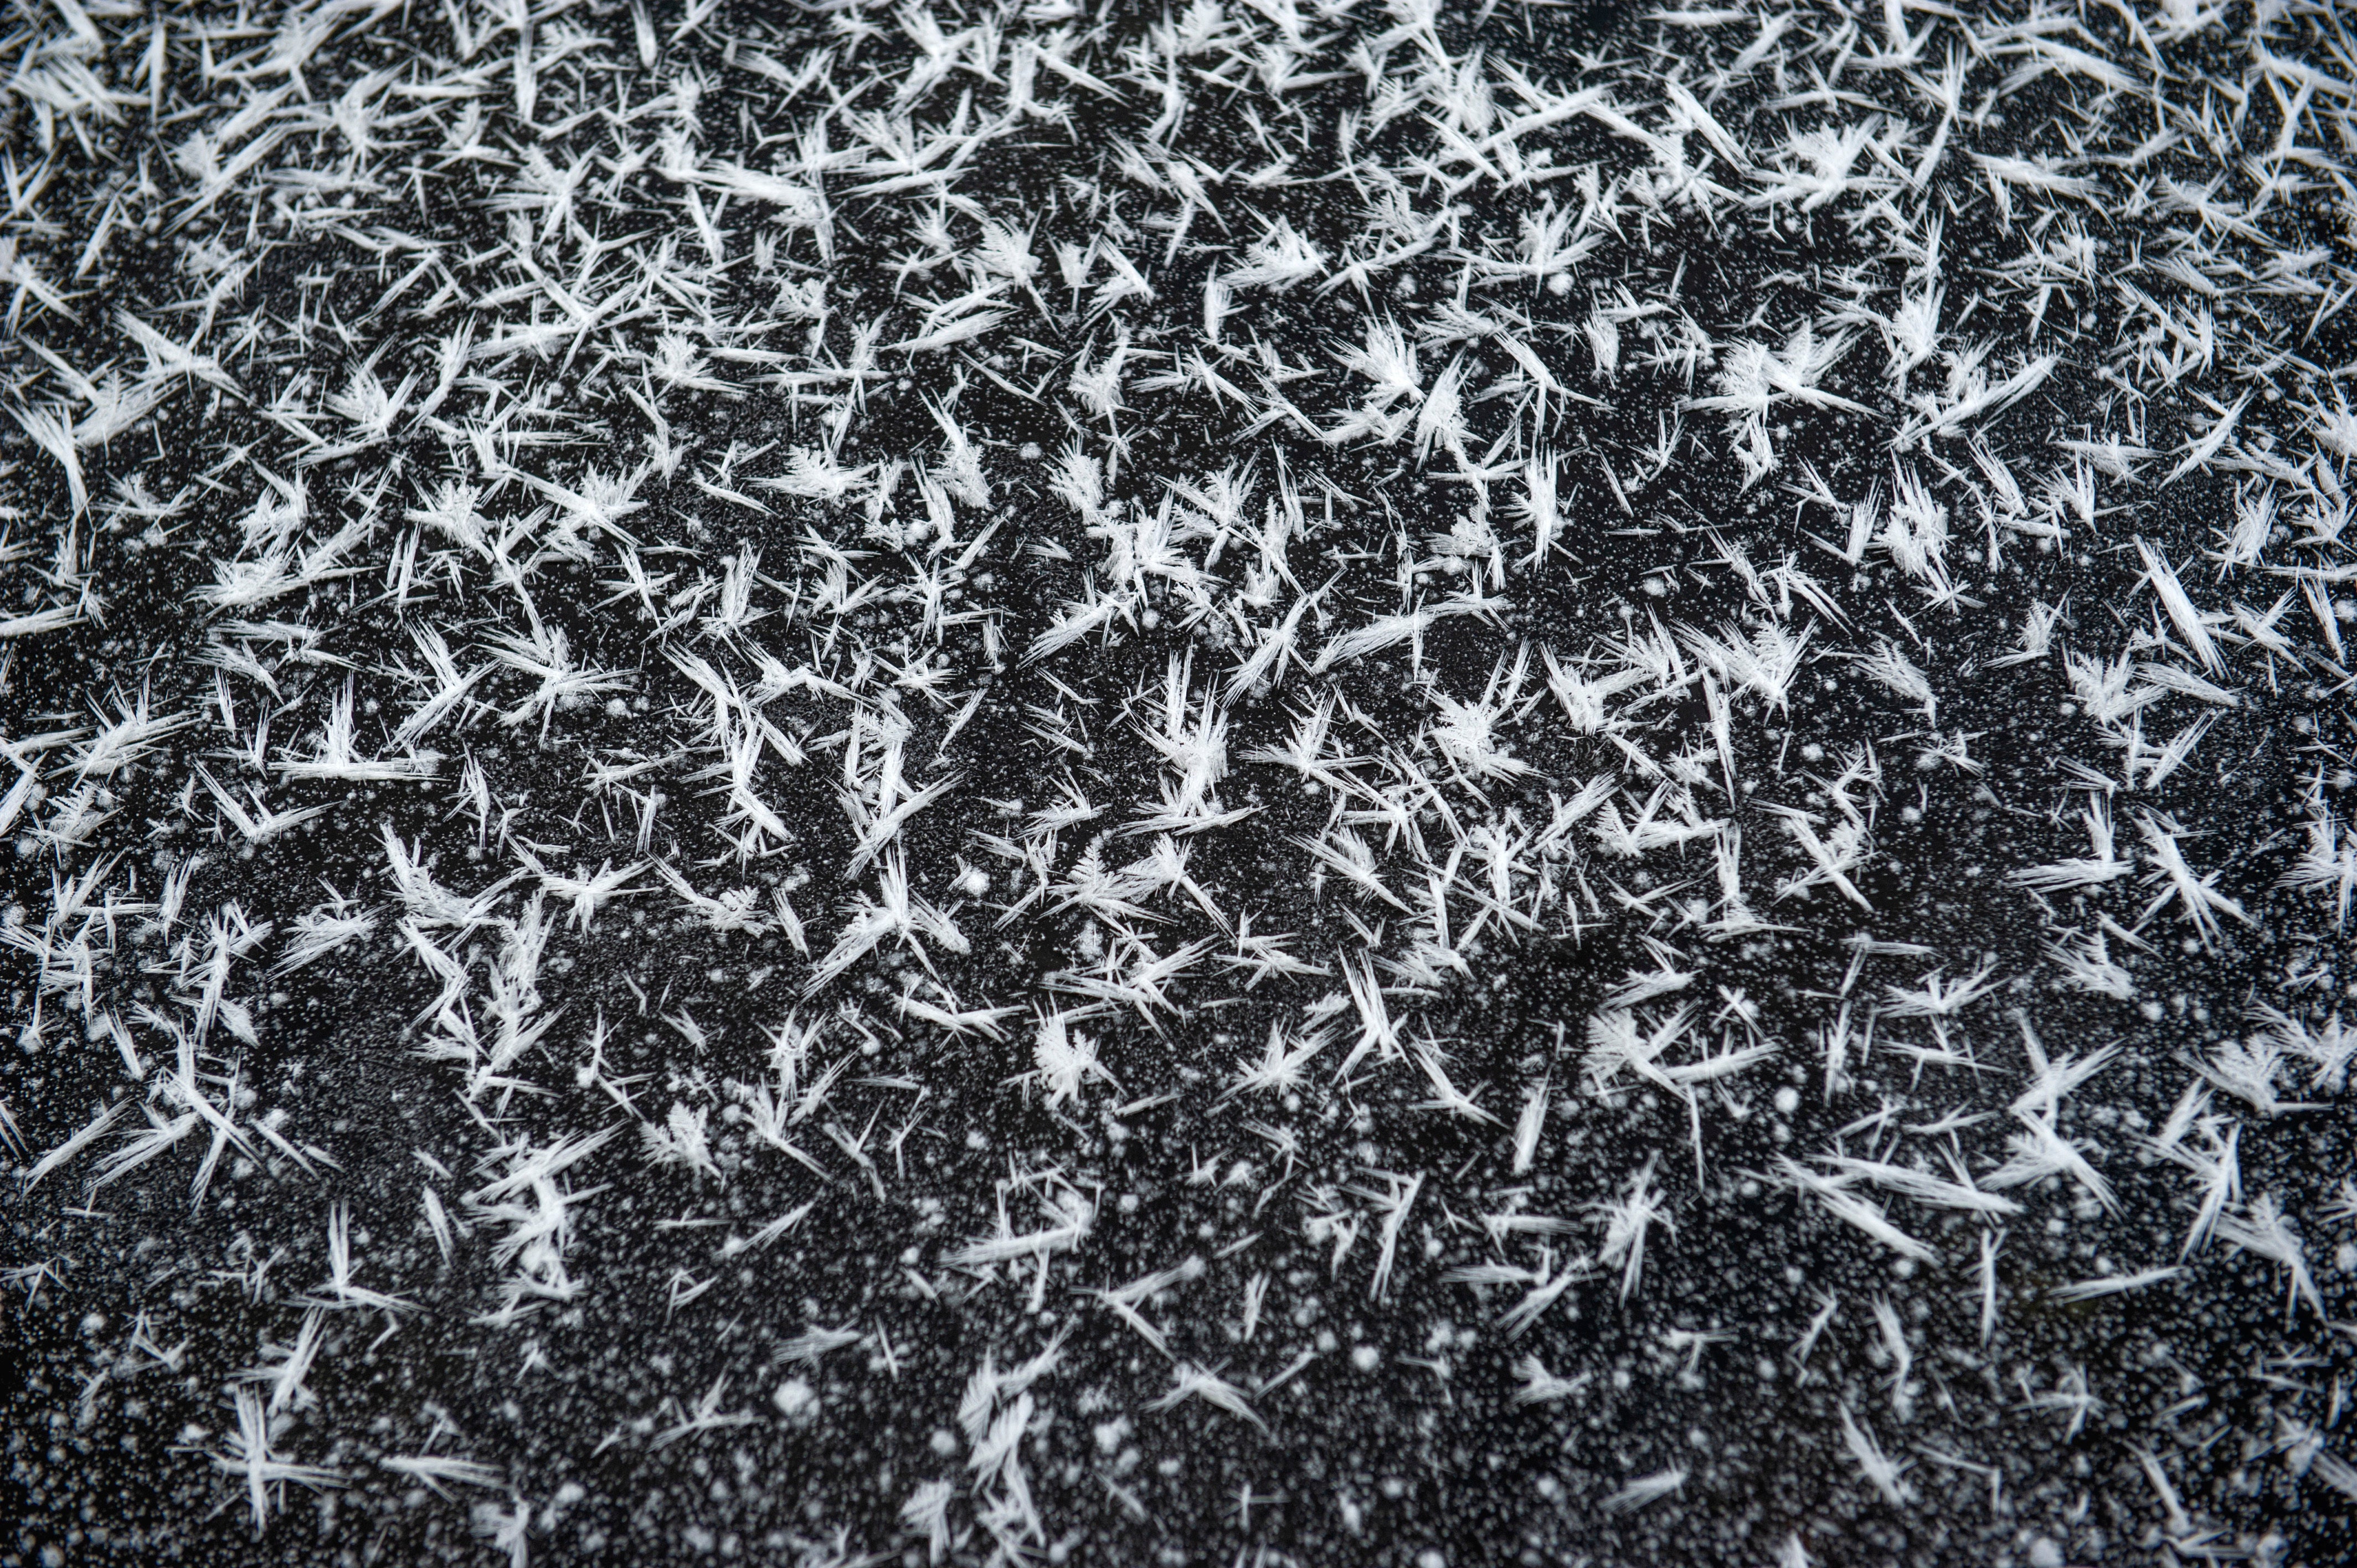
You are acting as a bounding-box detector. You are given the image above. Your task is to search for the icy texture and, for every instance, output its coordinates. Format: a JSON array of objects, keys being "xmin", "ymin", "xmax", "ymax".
[{"xmin": 3, "ymin": 1, "xmax": 2356, "ymax": 1565}]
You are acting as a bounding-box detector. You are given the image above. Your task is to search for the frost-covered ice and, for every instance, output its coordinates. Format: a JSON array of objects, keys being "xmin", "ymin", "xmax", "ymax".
[{"xmin": 4, "ymin": 0, "xmax": 2357, "ymax": 1564}]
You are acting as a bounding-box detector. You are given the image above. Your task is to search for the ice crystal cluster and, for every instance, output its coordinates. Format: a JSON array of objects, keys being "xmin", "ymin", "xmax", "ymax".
[{"xmin": 4, "ymin": 0, "xmax": 2357, "ymax": 1563}]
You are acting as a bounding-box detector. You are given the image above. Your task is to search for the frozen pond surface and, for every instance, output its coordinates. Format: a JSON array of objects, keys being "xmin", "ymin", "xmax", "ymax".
[{"xmin": 4, "ymin": 1, "xmax": 2356, "ymax": 1564}]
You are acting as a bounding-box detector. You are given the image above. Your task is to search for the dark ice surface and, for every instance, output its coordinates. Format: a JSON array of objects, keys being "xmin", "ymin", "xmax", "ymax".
[{"xmin": 4, "ymin": 2, "xmax": 2357, "ymax": 1565}]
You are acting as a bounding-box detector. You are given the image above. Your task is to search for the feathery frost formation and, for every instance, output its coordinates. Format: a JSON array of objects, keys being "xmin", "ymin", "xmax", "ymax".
[{"xmin": 4, "ymin": 0, "xmax": 2357, "ymax": 1562}]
